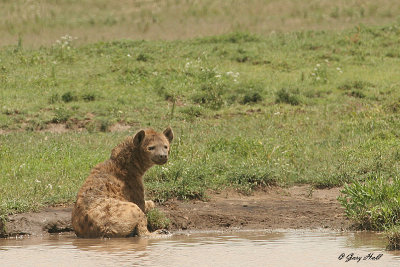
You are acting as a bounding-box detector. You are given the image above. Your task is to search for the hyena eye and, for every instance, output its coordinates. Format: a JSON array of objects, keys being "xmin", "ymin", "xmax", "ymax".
[
  {"xmin": 148, "ymin": 146, "xmax": 155, "ymax": 151},
  {"xmin": 164, "ymin": 145, "xmax": 168, "ymax": 149}
]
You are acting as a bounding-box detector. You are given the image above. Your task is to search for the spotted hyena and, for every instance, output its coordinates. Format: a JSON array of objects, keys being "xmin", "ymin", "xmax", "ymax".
[{"xmin": 71, "ymin": 127, "xmax": 173, "ymax": 238}]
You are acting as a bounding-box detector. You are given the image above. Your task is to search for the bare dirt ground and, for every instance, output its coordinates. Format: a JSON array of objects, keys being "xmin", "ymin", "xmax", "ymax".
[
  {"xmin": 160, "ymin": 186, "xmax": 349, "ymax": 231},
  {"xmin": 1, "ymin": 185, "xmax": 350, "ymax": 237}
]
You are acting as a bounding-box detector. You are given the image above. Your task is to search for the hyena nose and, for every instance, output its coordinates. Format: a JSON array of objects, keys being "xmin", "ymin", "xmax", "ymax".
[{"xmin": 157, "ymin": 154, "xmax": 168, "ymax": 161}]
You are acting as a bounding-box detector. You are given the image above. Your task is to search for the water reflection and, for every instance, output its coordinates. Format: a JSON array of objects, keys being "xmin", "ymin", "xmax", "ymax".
[
  {"xmin": 344, "ymin": 231, "xmax": 387, "ymax": 248},
  {"xmin": 1, "ymin": 230, "xmax": 400, "ymax": 267},
  {"xmin": 72, "ymin": 235, "xmax": 149, "ymax": 253}
]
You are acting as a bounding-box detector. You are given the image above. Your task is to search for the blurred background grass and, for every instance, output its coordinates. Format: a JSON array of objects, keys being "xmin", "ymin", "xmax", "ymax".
[{"xmin": 1, "ymin": 0, "xmax": 400, "ymax": 47}]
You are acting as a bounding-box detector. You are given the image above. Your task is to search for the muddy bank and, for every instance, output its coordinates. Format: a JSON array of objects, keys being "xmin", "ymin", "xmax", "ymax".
[
  {"xmin": 0, "ymin": 207, "xmax": 73, "ymax": 237},
  {"xmin": 0, "ymin": 186, "xmax": 350, "ymax": 237},
  {"xmin": 160, "ymin": 185, "xmax": 350, "ymax": 231}
]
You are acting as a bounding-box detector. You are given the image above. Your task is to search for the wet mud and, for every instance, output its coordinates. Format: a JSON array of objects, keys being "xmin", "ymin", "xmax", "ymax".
[{"xmin": 1, "ymin": 185, "xmax": 350, "ymax": 237}]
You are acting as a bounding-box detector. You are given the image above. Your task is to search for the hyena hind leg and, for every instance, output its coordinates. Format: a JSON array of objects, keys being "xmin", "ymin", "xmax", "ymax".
[{"xmin": 92, "ymin": 199, "xmax": 150, "ymax": 237}]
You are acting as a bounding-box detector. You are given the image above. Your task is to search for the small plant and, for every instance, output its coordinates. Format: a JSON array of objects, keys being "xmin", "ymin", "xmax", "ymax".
[
  {"xmin": 311, "ymin": 63, "xmax": 328, "ymax": 83},
  {"xmin": 82, "ymin": 92, "xmax": 96, "ymax": 102},
  {"xmin": 275, "ymin": 88, "xmax": 301, "ymax": 105},
  {"xmin": 85, "ymin": 121, "xmax": 97, "ymax": 133},
  {"xmin": 330, "ymin": 7, "xmax": 340, "ymax": 19},
  {"xmin": 386, "ymin": 50, "xmax": 400, "ymax": 58},
  {"xmin": 387, "ymin": 226, "xmax": 400, "ymax": 250},
  {"xmin": 61, "ymin": 91, "xmax": 78, "ymax": 103},
  {"xmin": 136, "ymin": 53, "xmax": 150, "ymax": 62},
  {"xmin": 234, "ymin": 48, "xmax": 251, "ymax": 63},
  {"xmin": 48, "ymin": 93, "xmax": 60, "ymax": 104},
  {"xmin": 346, "ymin": 90, "xmax": 365, "ymax": 98},
  {"xmin": 54, "ymin": 35, "xmax": 77, "ymax": 49},
  {"xmin": 53, "ymin": 35, "xmax": 78, "ymax": 62},
  {"xmin": 180, "ymin": 106, "xmax": 203, "ymax": 119},
  {"xmin": 241, "ymin": 92, "xmax": 263, "ymax": 104},
  {"xmin": 26, "ymin": 120, "xmax": 46, "ymax": 131},
  {"xmin": 98, "ymin": 118, "xmax": 111, "ymax": 132},
  {"xmin": 306, "ymin": 186, "xmax": 314, "ymax": 198},
  {"xmin": 146, "ymin": 208, "xmax": 171, "ymax": 232},
  {"xmin": 338, "ymin": 80, "xmax": 374, "ymax": 90},
  {"xmin": 303, "ymin": 89, "xmax": 322, "ymax": 99},
  {"xmin": 0, "ymin": 214, "xmax": 7, "ymax": 237},
  {"xmin": 51, "ymin": 107, "xmax": 71, "ymax": 123},
  {"xmin": 192, "ymin": 82, "xmax": 225, "ymax": 110},
  {"xmin": 387, "ymin": 99, "xmax": 400, "ymax": 113},
  {"xmin": 3, "ymin": 108, "xmax": 21, "ymax": 115}
]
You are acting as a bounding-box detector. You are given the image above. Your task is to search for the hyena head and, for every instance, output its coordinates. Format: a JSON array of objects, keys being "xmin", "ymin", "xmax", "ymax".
[{"xmin": 133, "ymin": 127, "xmax": 174, "ymax": 165}]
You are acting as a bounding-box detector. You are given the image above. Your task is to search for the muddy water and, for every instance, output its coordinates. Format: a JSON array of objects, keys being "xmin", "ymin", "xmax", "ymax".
[{"xmin": 1, "ymin": 230, "xmax": 400, "ymax": 267}]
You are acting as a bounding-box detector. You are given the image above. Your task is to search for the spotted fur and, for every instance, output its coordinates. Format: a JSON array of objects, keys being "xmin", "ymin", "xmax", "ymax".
[{"xmin": 71, "ymin": 127, "xmax": 173, "ymax": 238}]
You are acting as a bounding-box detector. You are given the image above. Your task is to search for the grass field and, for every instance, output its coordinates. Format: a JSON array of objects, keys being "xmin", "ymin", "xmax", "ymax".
[
  {"xmin": 1, "ymin": 0, "xmax": 400, "ymax": 234},
  {"xmin": 2, "ymin": 0, "xmax": 400, "ymax": 47}
]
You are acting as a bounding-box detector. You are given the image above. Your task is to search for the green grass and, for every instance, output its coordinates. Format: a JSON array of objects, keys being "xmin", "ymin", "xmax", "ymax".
[
  {"xmin": 338, "ymin": 177, "xmax": 400, "ymax": 231},
  {"xmin": 0, "ymin": 132, "xmax": 114, "ymax": 214},
  {"xmin": 146, "ymin": 208, "xmax": 171, "ymax": 232},
  {"xmin": 387, "ymin": 226, "xmax": 400, "ymax": 250},
  {"xmin": 1, "ymin": 22, "xmax": 400, "ymax": 218}
]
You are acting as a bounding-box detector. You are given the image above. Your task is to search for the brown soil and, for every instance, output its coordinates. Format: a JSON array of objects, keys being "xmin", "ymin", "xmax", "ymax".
[
  {"xmin": 160, "ymin": 185, "xmax": 349, "ymax": 231},
  {"xmin": 1, "ymin": 186, "xmax": 350, "ymax": 237},
  {"xmin": 44, "ymin": 123, "xmax": 69, "ymax": 133}
]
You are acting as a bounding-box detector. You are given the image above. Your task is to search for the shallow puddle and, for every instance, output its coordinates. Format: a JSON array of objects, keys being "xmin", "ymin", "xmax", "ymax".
[{"xmin": 1, "ymin": 230, "xmax": 400, "ymax": 266}]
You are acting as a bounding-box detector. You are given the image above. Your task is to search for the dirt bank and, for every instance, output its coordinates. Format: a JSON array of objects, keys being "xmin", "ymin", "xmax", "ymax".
[
  {"xmin": 160, "ymin": 185, "xmax": 349, "ymax": 231},
  {"xmin": 0, "ymin": 185, "xmax": 350, "ymax": 237}
]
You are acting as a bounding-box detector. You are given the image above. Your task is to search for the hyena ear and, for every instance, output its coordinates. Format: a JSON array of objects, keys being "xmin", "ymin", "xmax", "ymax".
[
  {"xmin": 163, "ymin": 127, "xmax": 174, "ymax": 143},
  {"xmin": 133, "ymin": 130, "xmax": 145, "ymax": 147}
]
